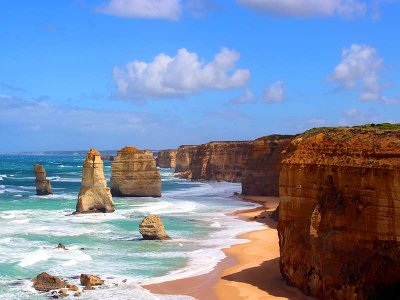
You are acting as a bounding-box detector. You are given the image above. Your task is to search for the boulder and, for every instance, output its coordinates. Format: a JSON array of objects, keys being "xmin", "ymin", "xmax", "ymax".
[
  {"xmin": 111, "ymin": 146, "xmax": 161, "ymax": 197},
  {"xmin": 139, "ymin": 214, "xmax": 170, "ymax": 240},
  {"xmin": 32, "ymin": 272, "xmax": 68, "ymax": 292},
  {"xmin": 34, "ymin": 164, "xmax": 53, "ymax": 195},
  {"xmin": 80, "ymin": 274, "xmax": 104, "ymax": 287},
  {"xmin": 75, "ymin": 149, "xmax": 115, "ymax": 213}
]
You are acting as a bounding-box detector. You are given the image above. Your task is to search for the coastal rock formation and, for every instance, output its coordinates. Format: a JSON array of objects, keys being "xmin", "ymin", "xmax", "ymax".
[
  {"xmin": 139, "ymin": 214, "xmax": 170, "ymax": 240},
  {"xmin": 75, "ymin": 149, "xmax": 115, "ymax": 214},
  {"xmin": 278, "ymin": 126, "xmax": 400, "ymax": 300},
  {"xmin": 34, "ymin": 164, "xmax": 53, "ymax": 195},
  {"xmin": 32, "ymin": 272, "xmax": 68, "ymax": 291},
  {"xmin": 156, "ymin": 150, "xmax": 177, "ymax": 168},
  {"xmin": 175, "ymin": 141, "xmax": 253, "ymax": 182},
  {"xmin": 110, "ymin": 146, "xmax": 161, "ymax": 197},
  {"xmin": 175, "ymin": 145, "xmax": 197, "ymax": 173},
  {"xmin": 242, "ymin": 135, "xmax": 294, "ymax": 196},
  {"xmin": 80, "ymin": 274, "xmax": 104, "ymax": 287}
]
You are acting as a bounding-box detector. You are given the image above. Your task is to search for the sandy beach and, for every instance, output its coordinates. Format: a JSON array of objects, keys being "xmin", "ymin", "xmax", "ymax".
[{"xmin": 145, "ymin": 196, "xmax": 314, "ymax": 300}]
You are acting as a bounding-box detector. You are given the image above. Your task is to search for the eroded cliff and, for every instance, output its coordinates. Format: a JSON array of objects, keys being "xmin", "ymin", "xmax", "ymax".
[
  {"xmin": 156, "ymin": 150, "xmax": 177, "ymax": 168},
  {"xmin": 241, "ymin": 135, "xmax": 294, "ymax": 196},
  {"xmin": 175, "ymin": 141, "xmax": 253, "ymax": 182},
  {"xmin": 278, "ymin": 126, "xmax": 400, "ymax": 299},
  {"xmin": 111, "ymin": 146, "xmax": 161, "ymax": 197}
]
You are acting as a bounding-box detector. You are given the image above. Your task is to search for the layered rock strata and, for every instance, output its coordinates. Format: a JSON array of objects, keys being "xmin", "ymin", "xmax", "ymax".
[
  {"xmin": 34, "ymin": 164, "xmax": 53, "ymax": 195},
  {"xmin": 75, "ymin": 149, "xmax": 115, "ymax": 213},
  {"xmin": 175, "ymin": 141, "xmax": 253, "ymax": 182},
  {"xmin": 241, "ymin": 135, "xmax": 295, "ymax": 196},
  {"xmin": 175, "ymin": 145, "xmax": 197, "ymax": 173},
  {"xmin": 139, "ymin": 214, "xmax": 170, "ymax": 240},
  {"xmin": 111, "ymin": 146, "xmax": 161, "ymax": 197},
  {"xmin": 278, "ymin": 127, "xmax": 400, "ymax": 300},
  {"xmin": 156, "ymin": 150, "xmax": 177, "ymax": 168}
]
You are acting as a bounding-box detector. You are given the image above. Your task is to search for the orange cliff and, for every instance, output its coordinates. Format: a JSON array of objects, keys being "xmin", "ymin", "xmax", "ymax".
[
  {"xmin": 175, "ymin": 141, "xmax": 253, "ymax": 182},
  {"xmin": 156, "ymin": 149, "xmax": 177, "ymax": 168},
  {"xmin": 278, "ymin": 126, "xmax": 400, "ymax": 300},
  {"xmin": 241, "ymin": 134, "xmax": 295, "ymax": 196}
]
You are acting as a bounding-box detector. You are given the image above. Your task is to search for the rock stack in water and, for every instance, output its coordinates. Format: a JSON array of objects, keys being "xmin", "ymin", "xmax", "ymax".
[
  {"xmin": 156, "ymin": 150, "xmax": 177, "ymax": 168},
  {"xmin": 139, "ymin": 214, "xmax": 170, "ymax": 240},
  {"xmin": 34, "ymin": 164, "xmax": 53, "ymax": 195},
  {"xmin": 111, "ymin": 146, "xmax": 161, "ymax": 197},
  {"xmin": 75, "ymin": 149, "xmax": 115, "ymax": 214}
]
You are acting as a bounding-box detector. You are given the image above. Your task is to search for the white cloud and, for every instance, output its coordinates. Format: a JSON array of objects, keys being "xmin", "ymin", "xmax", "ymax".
[
  {"xmin": 328, "ymin": 44, "xmax": 395, "ymax": 102},
  {"xmin": 263, "ymin": 80, "xmax": 286, "ymax": 103},
  {"xmin": 230, "ymin": 89, "xmax": 256, "ymax": 104},
  {"xmin": 237, "ymin": 0, "xmax": 366, "ymax": 18},
  {"xmin": 113, "ymin": 48, "xmax": 250, "ymax": 101},
  {"xmin": 339, "ymin": 108, "xmax": 379, "ymax": 125},
  {"xmin": 97, "ymin": 0, "xmax": 182, "ymax": 20}
]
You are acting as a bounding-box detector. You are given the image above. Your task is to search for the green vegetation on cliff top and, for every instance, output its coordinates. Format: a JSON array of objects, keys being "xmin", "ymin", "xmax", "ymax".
[{"xmin": 301, "ymin": 123, "xmax": 400, "ymax": 139}]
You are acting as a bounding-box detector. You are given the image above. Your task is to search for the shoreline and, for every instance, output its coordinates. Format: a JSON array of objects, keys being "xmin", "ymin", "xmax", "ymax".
[{"xmin": 144, "ymin": 195, "xmax": 314, "ymax": 300}]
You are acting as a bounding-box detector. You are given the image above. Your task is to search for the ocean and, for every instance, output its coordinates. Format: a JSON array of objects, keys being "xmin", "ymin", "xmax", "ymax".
[{"xmin": 0, "ymin": 153, "xmax": 262, "ymax": 299}]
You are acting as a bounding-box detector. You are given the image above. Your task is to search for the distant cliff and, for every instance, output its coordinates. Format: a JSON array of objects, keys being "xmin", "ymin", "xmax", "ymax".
[
  {"xmin": 241, "ymin": 135, "xmax": 295, "ymax": 196},
  {"xmin": 278, "ymin": 126, "xmax": 400, "ymax": 300},
  {"xmin": 156, "ymin": 150, "xmax": 177, "ymax": 168},
  {"xmin": 175, "ymin": 141, "xmax": 253, "ymax": 182}
]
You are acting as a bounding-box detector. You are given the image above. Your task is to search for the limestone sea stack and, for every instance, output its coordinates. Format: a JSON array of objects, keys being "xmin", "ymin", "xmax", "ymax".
[
  {"xmin": 75, "ymin": 149, "xmax": 115, "ymax": 214},
  {"xmin": 34, "ymin": 164, "xmax": 53, "ymax": 195},
  {"xmin": 278, "ymin": 126, "xmax": 400, "ymax": 300},
  {"xmin": 110, "ymin": 146, "xmax": 161, "ymax": 197},
  {"xmin": 241, "ymin": 135, "xmax": 295, "ymax": 196},
  {"xmin": 175, "ymin": 145, "xmax": 197, "ymax": 174},
  {"xmin": 156, "ymin": 150, "xmax": 177, "ymax": 168},
  {"xmin": 139, "ymin": 214, "xmax": 170, "ymax": 240}
]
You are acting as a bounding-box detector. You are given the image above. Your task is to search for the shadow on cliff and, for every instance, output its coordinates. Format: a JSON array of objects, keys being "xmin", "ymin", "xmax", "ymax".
[{"xmin": 222, "ymin": 257, "xmax": 314, "ymax": 300}]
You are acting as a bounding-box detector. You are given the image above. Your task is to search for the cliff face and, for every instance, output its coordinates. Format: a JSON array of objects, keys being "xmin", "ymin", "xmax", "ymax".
[
  {"xmin": 156, "ymin": 150, "xmax": 177, "ymax": 168},
  {"xmin": 34, "ymin": 164, "xmax": 53, "ymax": 195},
  {"xmin": 111, "ymin": 146, "xmax": 161, "ymax": 197},
  {"xmin": 175, "ymin": 145, "xmax": 197, "ymax": 173},
  {"xmin": 176, "ymin": 141, "xmax": 253, "ymax": 182},
  {"xmin": 278, "ymin": 127, "xmax": 400, "ymax": 299},
  {"xmin": 241, "ymin": 135, "xmax": 294, "ymax": 196},
  {"xmin": 76, "ymin": 149, "xmax": 115, "ymax": 213}
]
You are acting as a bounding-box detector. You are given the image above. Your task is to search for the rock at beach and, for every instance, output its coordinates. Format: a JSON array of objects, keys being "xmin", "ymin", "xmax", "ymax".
[
  {"xmin": 56, "ymin": 243, "xmax": 66, "ymax": 250},
  {"xmin": 156, "ymin": 150, "xmax": 177, "ymax": 168},
  {"xmin": 75, "ymin": 149, "xmax": 115, "ymax": 214},
  {"xmin": 32, "ymin": 272, "xmax": 68, "ymax": 292},
  {"xmin": 270, "ymin": 205, "xmax": 279, "ymax": 222},
  {"xmin": 139, "ymin": 214, "xmax": 170, "ymax": 240},
  {"xmin": 34, "ymin": 164, "xmax": 53, "ymax": 195},
  {"xmin": 110, "ymin": 146, "xmax": 161, "ymax": 197},
  {"xmin": 80, "ymin": 274, "xmax": 104, "ymax": 287}
]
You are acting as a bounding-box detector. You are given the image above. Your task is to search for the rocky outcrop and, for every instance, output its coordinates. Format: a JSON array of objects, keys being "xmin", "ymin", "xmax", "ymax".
[
  {"xmin": 242, "ymin": 135, "xmax": 295, "ymax": 196},
  {"xmin": 278, "ymin": 126, "xmax": 400, "ymax": 300},
  {"xmin": 80, "ymin": 274, "xmax": 104, "ymax": 287},
  {"xmin": 175, "ymin": 141, "xmax": 253, "ymax": 182},
  {"xmin": 111, "ymin": 146, "xmax": 161, "ymax": 197},
  {"xmin": 175, "ymin": 145, "xmax": 197, "ymax": 173},
  {"xmin": 139, "ymin": 214, "xmax": 170, "ymax": 240},
  {"xmin": 34, "ymin": 164, "xmax": 53, "ymax": 195},
  {"xmin": 32, "ymin": 272, "xmax": 68, "ymax": 291},
  {"xmin": 75, "ymin": 149, "xmax": 115, "ymax": 214},
  {"xmin": 156, "ymin": 150, "xmax": 177, "ymax": 168}
]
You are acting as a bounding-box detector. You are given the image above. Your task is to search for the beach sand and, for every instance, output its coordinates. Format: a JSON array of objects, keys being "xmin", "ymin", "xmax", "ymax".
[{"xmin": 144, "ymin": 196, "xmax": 314, "ymax": 300}]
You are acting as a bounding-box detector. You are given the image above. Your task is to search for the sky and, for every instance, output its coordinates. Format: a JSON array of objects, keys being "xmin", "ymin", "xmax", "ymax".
[{"xmin": 0, "ymin": 0, "xmax": 399, "ymax": 152}]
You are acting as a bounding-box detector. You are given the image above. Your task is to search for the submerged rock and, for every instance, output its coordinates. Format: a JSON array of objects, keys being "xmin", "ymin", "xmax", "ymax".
[
  {"xmin": 139, "ymin": 214, "xmax": 170, "ymax": 240},
  {"xmin": 34, "ymin": 164, "xmax": 53, "ymax": 195},
  {"xmin": 80, "ymin": 274, "xmax": 104, "ymax": 287},
  {"xmin": 32, "ymin": 272, "xmax": 68, "ymax": 292},
  {"xmin": 75, "ymin": 149, "xmax": 115, "ymax": 214},
  {"xmin": 56, "ymin": 243, "xmax": 67, "ymax": 250},
  {"xmin": 110, "ymin": 146, "xmax": 161, "ymax": 197}
]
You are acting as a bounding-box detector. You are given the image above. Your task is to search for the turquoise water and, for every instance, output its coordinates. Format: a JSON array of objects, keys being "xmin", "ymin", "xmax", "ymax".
[{"xmin": 0, "ymin": 153, "xmax": 261, "ymax": 299}]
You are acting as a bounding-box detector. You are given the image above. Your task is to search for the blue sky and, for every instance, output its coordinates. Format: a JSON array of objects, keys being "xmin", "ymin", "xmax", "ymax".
[{"xmin": 0, "ymin": 0, "xmax": 399, "ymax": 152}]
